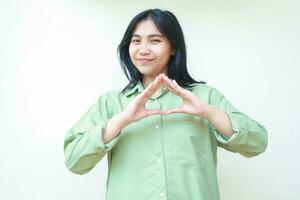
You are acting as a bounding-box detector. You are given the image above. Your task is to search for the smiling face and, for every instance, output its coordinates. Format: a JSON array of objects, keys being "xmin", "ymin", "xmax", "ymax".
[{"xmin": 129, "ymin": 19, "xmax": 174, "ymax": 84}]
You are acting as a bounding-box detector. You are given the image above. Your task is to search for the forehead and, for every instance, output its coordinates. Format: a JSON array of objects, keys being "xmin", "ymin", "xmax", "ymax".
[{"xmin": 132, "ymin": 19, "xmax": 163, "ymax": 37}]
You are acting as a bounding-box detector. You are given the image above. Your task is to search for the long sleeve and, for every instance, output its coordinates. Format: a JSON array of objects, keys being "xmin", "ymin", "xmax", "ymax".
[
  {"xmin": 209, "ymin": 87, "xmax": 268, "ymax": 158},
  {"xmin": 63, "ymin": 94, "xmax": 120, "ymax": 175}
]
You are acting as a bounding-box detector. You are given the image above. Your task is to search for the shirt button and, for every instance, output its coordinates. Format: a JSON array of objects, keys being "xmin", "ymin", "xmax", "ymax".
[
  {"xmin": 154, "ymin": 100, "xmax": 159, "ymax": 103},
  {"xmin": 160, "ymin": 192, "xmax": 165, "ymax": 197},
  {"xmin": 157, "ymin": 158, "xmax": 161, "ymax": 163},
  {"xmin": 155, "ymin": 125, "xmax": 160, "ymax": 129}
]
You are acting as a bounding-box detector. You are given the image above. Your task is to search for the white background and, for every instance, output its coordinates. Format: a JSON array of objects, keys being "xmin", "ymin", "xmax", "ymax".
[{"xmin": 1, "ymin": 0, "xmax": 300, "ymax": 199}]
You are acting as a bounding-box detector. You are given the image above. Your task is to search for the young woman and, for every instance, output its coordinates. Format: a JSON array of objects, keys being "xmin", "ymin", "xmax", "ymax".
[{"xmin": 64, "ymin": 8, "xmax": 268, "ymax": 200}]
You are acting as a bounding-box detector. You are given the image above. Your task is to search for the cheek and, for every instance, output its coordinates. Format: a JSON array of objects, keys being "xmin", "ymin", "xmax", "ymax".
[
  {"xmin": 155, "ymin": 46, "xmax": 172, "ymax": 58},
  {"xmin": 128, "ymin": 47, "xmax": 134, "ymax": 61},
  {"xmin": 128, "ymin": 45, "xmax": 135, "ymax": 58},
  {"xmin": 157, "ymin": 51, "xmax": 171, "ymax": 63}
]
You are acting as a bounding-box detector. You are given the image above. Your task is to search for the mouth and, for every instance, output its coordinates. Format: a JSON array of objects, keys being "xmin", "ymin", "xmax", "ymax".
[{"xmin": 137, "ymin": 59, "xmax": 154, "ymax": 64}]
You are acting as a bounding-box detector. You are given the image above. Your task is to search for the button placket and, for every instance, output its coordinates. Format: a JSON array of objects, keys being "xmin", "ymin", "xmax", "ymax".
[
  {"xmin": 152, "ymin": 98, "xmax": 167, "ymax": 200},
  {"xmin": 160, "ymin": 189, "xmax": 167, "ymax": 199},
  {"xmin": 153, "ymin": 99, "xmax": 161, "ymax": 129}
]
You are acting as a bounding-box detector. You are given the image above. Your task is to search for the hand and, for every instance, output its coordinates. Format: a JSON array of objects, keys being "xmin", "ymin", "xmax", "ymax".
[
  {"xmin": 120, "ymin": 74, "xmax": 165, "ymax": 124},
  {"xmin": 160, "ymin": 74, "xmax": 210, "ymax": 117}
]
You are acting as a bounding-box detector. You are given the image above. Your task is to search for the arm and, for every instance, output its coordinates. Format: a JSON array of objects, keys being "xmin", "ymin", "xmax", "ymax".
[
  {"xmin": 159, "ymin": 74, "xmax": 268, "ymax": 158},
  {"xmin": 63, "ymin": 95, "xmax": 121, "ymax": 175},
  {"xmin": 202, "ymin": 104, "xmax": 233, "ymax": 138},
  {"xmin": 64, "ymin": 75, "xmax": 166, "ymax": 174},
  {"xmin": 208, "ymin": 87, "xmax": 268, "ymax": 157},
  {"xmin": 103, "ymin": 75, "xmax": 168, "ymax": 143},
  {"xmin": 102, "ymin": 112, "xmax": 128, "ymax": 144}
]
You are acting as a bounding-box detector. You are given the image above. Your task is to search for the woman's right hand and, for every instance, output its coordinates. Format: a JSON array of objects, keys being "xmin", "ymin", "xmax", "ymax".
[{"xmin": 120, "ymin": 74, "xmax": 165, "ymax": 125}]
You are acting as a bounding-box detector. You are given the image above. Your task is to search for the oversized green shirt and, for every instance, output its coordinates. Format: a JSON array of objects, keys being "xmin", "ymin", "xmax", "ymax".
[{"xmin": 64, "ymin": 81, "xmax": 268, "ymax": 200}]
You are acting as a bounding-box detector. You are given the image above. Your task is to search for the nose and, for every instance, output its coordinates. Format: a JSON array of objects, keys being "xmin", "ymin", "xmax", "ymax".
[{"xmin": 138, "ymin": 43, "xmax": 150, "ymax": 55}]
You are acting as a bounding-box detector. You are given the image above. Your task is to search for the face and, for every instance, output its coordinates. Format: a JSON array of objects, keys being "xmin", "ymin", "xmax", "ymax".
[{"xmin": 129, "ymin": 19, "xmax": 174, "ymax": 81}]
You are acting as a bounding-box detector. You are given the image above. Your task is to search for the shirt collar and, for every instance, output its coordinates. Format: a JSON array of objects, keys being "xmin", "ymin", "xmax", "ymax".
[
  {"xmin": 123, "ymin": 81, "xmax": 144, "ymax": 97},
  {"xmin": 123, "ymin": 80, "xmax": 170, "ymax": 98}
]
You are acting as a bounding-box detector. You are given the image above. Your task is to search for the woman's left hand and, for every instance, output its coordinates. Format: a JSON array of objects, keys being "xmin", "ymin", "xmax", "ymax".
[{"xmin": 161, "ymin": 74, "xmax": 210, "ymax": 118}]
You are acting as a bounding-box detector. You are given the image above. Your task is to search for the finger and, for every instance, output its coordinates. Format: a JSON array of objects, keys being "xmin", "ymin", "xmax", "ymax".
[
  {"xmin": 166, "ymin": 77, "xmax": 189, "ymax": 98},
  {"xmin": 139, "ymin": 75, "xmax": 163, "ymax": 100},
  {"xmin": 173, "ymin": 79, "xmax": 192, "ymax": 98},
  {"xmin": 162, "ymin": 74, "xmax": 184, "ymax": 91},
  {"xmin": 138, "ymin": 82, "xmax": 154, "ymax": 99},
  {"xmin": 145, "ymin": 109, "xmax": 164, "ymax": 116},
  {"xmin": 172, "ymin": 79, "xmax": 182, "ymax": 91},
  {"xmin": 161, "ymin": 74, "xmax": 177, "ymax": 91},
  {"xmin": 137, "ymin": 84, "xmax": 158, "ymax": 103},
  {"xmin": 146, "ymin": 75, "xmax": 163, "ymax": 96},
  {"xmin": 172, "ymin": 80, "xmax": 183, "ymax": 96},
  {"xmin": 152, "ymin": 74, "xmax": 164, "ymax": 89},
  {"xmin": 171, "ymin": 79, "xmax": 186, "ymax": 95},
  {"xmin": 163, "ymin": 84, "xmax": 179, "ymax": 96},
  {"xmin": 161, "ymin": 75, "xmax": 181, "ymax": 96}
]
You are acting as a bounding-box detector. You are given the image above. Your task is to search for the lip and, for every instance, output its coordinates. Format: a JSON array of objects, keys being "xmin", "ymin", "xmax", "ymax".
[{"xmin": 137, "ymin": 59, "xmax": 154, "ymax": 64}]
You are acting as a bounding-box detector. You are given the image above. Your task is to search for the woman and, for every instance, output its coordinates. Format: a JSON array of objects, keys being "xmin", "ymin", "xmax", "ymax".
[{"xmin": 64, "ymin": 8, "xmax": 268, "ymax": 200}]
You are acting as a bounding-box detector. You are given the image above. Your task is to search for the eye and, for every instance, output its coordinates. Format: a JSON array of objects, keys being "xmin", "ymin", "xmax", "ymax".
[
  {"xmin": 151, "ymin": 39, "xmax": 161, "ymax": 43},
  {"xmin": 131, "ymin": 39, "xmax": 140, "ymax": 43}
]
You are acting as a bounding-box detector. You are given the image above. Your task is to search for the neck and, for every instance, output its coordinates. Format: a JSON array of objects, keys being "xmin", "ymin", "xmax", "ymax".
[
  {"xmin": 142, "ymin": 77, "xmax": 154, "ymax": 88},
  {"xmin": 142, "ymin": 71, "xmax": 167, "ymax": 88}
]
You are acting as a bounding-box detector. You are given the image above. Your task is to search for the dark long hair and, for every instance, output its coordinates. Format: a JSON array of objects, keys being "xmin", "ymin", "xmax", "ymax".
[{"xmin": 118, "ymin": 8, "xmax": 205, "ymax": 93}]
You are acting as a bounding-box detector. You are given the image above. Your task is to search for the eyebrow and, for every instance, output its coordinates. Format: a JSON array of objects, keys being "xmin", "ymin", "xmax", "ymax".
[{"xmin": 131, "ymin": 34, "xmax": 164, "ymax": 38}]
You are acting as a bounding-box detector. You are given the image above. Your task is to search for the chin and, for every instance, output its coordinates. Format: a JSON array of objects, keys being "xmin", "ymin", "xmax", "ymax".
[{"xmin": 136, "ymin": 67, "xmax": 153, "ymax": 75}]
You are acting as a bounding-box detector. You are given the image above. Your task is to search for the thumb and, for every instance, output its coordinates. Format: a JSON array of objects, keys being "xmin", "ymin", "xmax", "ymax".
[
  {"xmin": 163, "ymin": 107, "xmax": 184, "ymax": 115},
  {"xmin": 145, "ymin": 109, "xmax": 164, "ymax": 117}
]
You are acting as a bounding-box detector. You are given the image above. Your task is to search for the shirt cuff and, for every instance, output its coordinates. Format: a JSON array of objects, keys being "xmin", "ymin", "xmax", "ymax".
[
  {"xmin": 212, "ymin": 112, "xmax": 245, "ymax": 145},
  {"xmin": 88, "ymin": 119, "xmax": 120, "ymax": 152}
]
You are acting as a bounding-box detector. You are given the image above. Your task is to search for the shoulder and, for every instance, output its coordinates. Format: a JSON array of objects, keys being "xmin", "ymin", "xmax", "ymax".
[
  {"xmin": 97, "ymin": 88, "xmax": 124, "ymax": 101},
  {"xmin": 190, "ymin": 82, "xmax": 220, "ymax": 95},
  {"xmin": 189, "ymin": 83, "xmax": 226, "ymax": 104},
  {"xmin": 93, "ymin": 88, "xmax": 124, "ymax": 117}
]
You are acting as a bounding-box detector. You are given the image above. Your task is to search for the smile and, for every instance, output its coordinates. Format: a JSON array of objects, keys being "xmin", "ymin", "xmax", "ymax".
[{"xmin": 137, "ymin": 59, "xmax": 154, "ymax": 64}]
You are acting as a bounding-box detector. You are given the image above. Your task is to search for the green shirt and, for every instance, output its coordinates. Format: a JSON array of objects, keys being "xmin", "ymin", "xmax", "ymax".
[{"xmin": 63, "ymin": 81, "xmax": 268, "ymax": 200}]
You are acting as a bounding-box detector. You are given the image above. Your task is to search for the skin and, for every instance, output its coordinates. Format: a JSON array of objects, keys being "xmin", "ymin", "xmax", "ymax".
[
  {"xmin": 128, "ymin": 19, "xmax": 175, "ymax": 90},
  {"xmin": 102, "ymin": 20, "xmax": 233, "ymax": 143}
]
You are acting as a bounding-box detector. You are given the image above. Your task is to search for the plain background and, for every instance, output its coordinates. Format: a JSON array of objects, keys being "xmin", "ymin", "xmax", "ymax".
[{"xmin": 1, "ymin": 0, "xmax": 300, "ymax": 199}]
